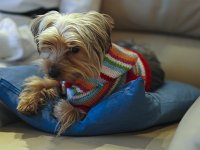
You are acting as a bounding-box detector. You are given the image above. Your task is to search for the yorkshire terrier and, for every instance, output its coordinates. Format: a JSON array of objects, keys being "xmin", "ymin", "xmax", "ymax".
[{"xmin": 17, "ymin": 11, "xmax": 165, "ymax": 135}]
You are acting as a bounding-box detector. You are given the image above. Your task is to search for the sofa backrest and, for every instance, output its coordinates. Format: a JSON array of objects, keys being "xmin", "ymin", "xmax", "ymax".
[{"xmin": 101, "ymin": 0, "xmax": 200, "ymax": 37}]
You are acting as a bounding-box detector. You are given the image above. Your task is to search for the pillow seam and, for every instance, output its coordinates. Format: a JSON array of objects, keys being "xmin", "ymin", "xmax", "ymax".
[{"xmin": 0, "ymin": 78, "xmax": 20, "ymax": 95}]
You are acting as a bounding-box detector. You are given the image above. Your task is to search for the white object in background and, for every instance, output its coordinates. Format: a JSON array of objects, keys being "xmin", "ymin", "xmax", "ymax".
[
  {"xmin": 60, "ymin": 0, "xmax": 101, "ymax": 13},
  {"xmin": 168, "ymin": 96, "xmax": 200, "ymax": 150},
  {"xmin": 0, "ymin": 18, "xmax": 36, "ymax": 62},
  {"xmin": 0, "ymin": 0, "xmax": 60, "ymax": 12}
]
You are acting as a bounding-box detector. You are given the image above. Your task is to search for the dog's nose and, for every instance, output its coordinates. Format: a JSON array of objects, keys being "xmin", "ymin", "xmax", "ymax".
[{"xmin": 48, "ymin": 66, "xmax": 60, "ymax": 78}]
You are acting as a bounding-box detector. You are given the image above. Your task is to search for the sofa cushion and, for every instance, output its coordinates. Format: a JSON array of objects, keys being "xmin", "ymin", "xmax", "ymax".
[
  {"xmin": 168, "ymin": 97, "xmax": 200, "ymax": 150},
  {"xmin": 101, "ymin": 0, "xmax": 200, "ymax": 37}
]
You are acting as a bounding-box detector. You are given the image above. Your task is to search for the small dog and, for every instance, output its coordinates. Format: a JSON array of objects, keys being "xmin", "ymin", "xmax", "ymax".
[{"xmin": 17, "ymin": 11, "xmax": 164, "ymax": 135}]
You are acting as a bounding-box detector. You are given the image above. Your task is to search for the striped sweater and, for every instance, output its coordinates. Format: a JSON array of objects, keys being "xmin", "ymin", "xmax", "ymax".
[{"xmin": 61, "ymin": 44, "xmax": 152, "ymax": 112}]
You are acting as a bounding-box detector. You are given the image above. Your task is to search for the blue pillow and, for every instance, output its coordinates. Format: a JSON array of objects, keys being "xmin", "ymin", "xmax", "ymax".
[
  {"xmin": 0, "ymin": 65, "xmax": 199, "ymax": 136},
  {"xmin": 0, "ymin": 101, "xmax": 19, "ymax": 127}
]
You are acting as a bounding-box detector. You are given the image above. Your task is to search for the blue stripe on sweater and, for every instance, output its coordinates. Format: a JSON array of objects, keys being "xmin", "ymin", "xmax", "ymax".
[{"xmin": 103, "ymin": 61, "xmax": 126, "ymax": 75}]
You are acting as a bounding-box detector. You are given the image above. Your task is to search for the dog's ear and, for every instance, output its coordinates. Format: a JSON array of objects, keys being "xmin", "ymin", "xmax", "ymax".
[
  {"xmin": 101, "ymin": 14, "xmax": 114, "ymax": 39},
  {"xmin": 102, "ymin": 13, "xmax": 114, "ymax": 52},
  {"xmin": 85, "ymin": 11, "xmax": 114, "ymax": 53},
  {"xmin": 85, "ymin": 11, "xmax": 114, "ymax": 37},
  {"xmin": 31, "ymin": 11, "xmax": 60, "ymax": 39}
]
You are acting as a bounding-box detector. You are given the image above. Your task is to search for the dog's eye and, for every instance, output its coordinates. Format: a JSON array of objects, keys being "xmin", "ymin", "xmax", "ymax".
[{"xmin": 70, "ymin": 47, "xmax": 80, "ymax": 53}]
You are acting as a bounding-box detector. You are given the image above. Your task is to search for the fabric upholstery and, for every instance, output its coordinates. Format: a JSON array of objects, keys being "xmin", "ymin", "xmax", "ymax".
[{"xmin": 101, "ymin": 0, "xmax": 200, "ymax": 37}]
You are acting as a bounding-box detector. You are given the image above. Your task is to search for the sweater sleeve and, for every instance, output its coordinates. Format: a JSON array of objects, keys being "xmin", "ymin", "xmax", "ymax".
[{"xmin": 67, "ymin": 82, "xmax": 105, "ymax": 108}]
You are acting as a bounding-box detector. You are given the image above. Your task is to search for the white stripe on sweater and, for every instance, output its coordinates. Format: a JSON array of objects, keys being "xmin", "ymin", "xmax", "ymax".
[
  {"xmin": 106, "ymin": 54, "xmax": 134, "ymax": 69},
  {"xmin": 101, "ymin": 65, "xmax": 122, "ymax": 79},
  {"xmin": 136, "ymin": 58, "xmax": 146, "ymax": 76}
]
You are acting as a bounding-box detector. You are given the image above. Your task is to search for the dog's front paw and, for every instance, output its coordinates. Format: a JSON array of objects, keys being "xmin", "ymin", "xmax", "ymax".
[
  {"xmin": 17, "ymin": 99, "xmax": 38, "ymax": 115},
  {"xmin": 17, "ymin": 90, "xmax": 42, "ymax": 115},
  {"xmin": 53, "ymin": 99, "xmax": 85, "ymax": 135},
  {"xmin": 17, "ymin": 76, "xmax": 58, "ymax": 115},
  {"xmin": 17, "ymin": 76, "xmax": 45, "ymax": 115},
  {"xmin": 23, "ymin": 76, "xmax": 45, "ymax": 91}
]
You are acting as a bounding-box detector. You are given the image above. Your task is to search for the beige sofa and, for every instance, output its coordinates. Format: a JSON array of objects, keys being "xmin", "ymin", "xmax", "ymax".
[{"xmin": 0, "ymin": 0, "xmax": 200, "ymax": 150}]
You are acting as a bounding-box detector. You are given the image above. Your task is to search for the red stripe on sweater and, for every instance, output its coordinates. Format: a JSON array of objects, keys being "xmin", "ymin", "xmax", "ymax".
[
  {"xmin": 100, "ymin": 73, "xmax": 114, "ymax": 81},
  {"xmin": 73, "ymin": 105, "xmax": 90, "ymax": 113},
  {"xmin": 109, "ymin": 48, "xmax": 137, "ymax": 66},
  {"xmin": 126, "ymin": 70, "xmax": 137, "ymax": 83},
  {"xmin": 131, "ymin": 49, "xmax": 152, "ymax": 91}
]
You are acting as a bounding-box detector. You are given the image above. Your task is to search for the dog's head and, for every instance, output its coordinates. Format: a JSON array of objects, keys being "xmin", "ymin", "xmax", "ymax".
[{"xmin": 31, "ymin": 11, "xmax": 114, "ymax": 81}]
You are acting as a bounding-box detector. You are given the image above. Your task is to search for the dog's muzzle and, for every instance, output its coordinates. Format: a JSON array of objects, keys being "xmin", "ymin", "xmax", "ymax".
[{"xmin": 48, "ymin": 66, "xmax": 60, "ymax": 78}]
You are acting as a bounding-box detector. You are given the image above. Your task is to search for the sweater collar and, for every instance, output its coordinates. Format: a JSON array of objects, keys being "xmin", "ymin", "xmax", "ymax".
[{"xmin": 99, "ymin": 44, "xmax": 138, "ymax": 81}]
